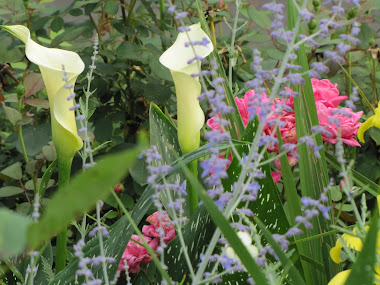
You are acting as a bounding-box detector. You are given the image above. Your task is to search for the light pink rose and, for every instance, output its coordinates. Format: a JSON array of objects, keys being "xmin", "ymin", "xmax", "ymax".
[
  {"xmin": 118, "ymin": 234, "xmax": 159, "ymax": 273},
  {"xmin": 316, "ymin": 102, "xmax": 362, "ymax": 146},
  {"xmin": 311, "ymin": 78, "xmax": 347, "ymax": 108},
  {"xmin": 144, "ymin": 211, "xmax": 176, "ymax": 244},
  {"xmin": 119, "ymin": 211, "xmax": 176, "ymax": 273}
]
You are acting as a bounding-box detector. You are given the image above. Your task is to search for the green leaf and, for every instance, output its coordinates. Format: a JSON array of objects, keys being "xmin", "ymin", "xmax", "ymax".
[
  {"xmin": 17, "ymin": 125, "xmax": 51, "ymax": 157},
  {"xmin": 1, "ymin": 162, "xmax": 22, "ymax": 180},
  {"xmin": 0, "ymin": 186, "xmax": 24, "ymax": 198},
  {"xmin": 247, "ymin": 6, "xmax": 272, "ymax": 30},
  {"xmin": 0, "ymin": 208, "xmax": 31, "ymax": 258},
  {"xmin": 165, "ymin": 206, "xmax": 214, "ymax": 283},
  {"xmin": 116, "ymin": 42, "xmax": 146, "ymax": 60},
  {"xmin": 144, "ymin": 83, "xmax": 172, "ymax": 104},
  {"xmin": 345, "ymin": 215, "xmax": 378, "ymax": 285},
  {"xmin": 148, "ymin": 55, "xmax": 173, "ymax": 81},
  {"xmin": 27, "ymin": 134, "xmax": 148, "ymax": 249},
  {"xmin": 50, "ymin": 17, "xmax": 64, "ymax": 32},
  {"xmin": 2, "ymin": 104, "xmax": 22, "ymax": 126},
  {"xmin": 255, "ymin": 217, "xmax": 306, "ymax": 285},
  {"xmin": 24, "ymin": 72, "xmax": 45, "ymax": 98},
  {"xmin": 39, "ymin": 159, "xmax": 57, "ymax": 199},
  {"xmin": 149, "ymin": 103, "xmax": 182, "ymax": 217},
  {"xmin": 104, "ymin": 0, "xmax": 119, "ymax": 15},
  {"xmin": 24, "ymin": 98, "xmax": 50, "ymax": 109}
]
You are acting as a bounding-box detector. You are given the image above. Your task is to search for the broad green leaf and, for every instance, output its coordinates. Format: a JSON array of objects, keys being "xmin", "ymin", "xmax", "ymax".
[
  {"xmin": 50, "ymin": 17, "xmax": 64, "ymax": 32},
  {"xmin": 116, "ymin": 42, "xmax": 146, "ymax": 60},
  {"xmin": 144, "ymin": 83, "xmax": 172, "ymax": 104},
  {"xmin": 149, "ymin": 103, "xmax": 182, "ymax": 217},
  {"xmin": 255, "ymin": 217, "xmax": 306, "ymax": 285},
  {"xmin": 2, "ymin": 105, "xmax": 22, "ymax": 126},
  {"xmin": 1, "ymin": 162, "xmax": 22, "ymax": 180},
  {"xmin": 345, "ymin": 215, "xmax": 378, "ymax": 285},
  {"xmin": 165, "ymin": 205, "xmax": 215, "ymax": 283},
  {"xmin": 51, "ymin": 140, "xmax": 249, "ymax": 284},
  {"xmin": 148, "ymin": 55, "xmax": 173, "ymax": 82},
  {"xmin": 104, "ymin": 0, "xmax": 119, "ymax": 15},
  {"xmin": 0, "ymin": 208, "xmax": 31, "ymax": 258},
  {"xmin": 247, "ymin": 5, "xmax": 272, "ymax": 30},
  {"xmin": 27, "ymin": 134, "xmax": 147, "ymax": 249},
  {"xmin": 24, "ymin": 72, "xmax": 44, "ymax": 98},
  {"xmin": 0, "ymin": 186, "xmax": 24, "ymax": 198}
]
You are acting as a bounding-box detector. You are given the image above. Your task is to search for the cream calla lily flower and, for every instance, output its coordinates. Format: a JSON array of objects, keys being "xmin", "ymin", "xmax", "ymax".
[
  {"xmin": 159, "ymin": 23, "xmax": 213, "ymax": 154},
  {"xmin": 1, "ymin": 25, "xmax": 84, "ymax": 162}
]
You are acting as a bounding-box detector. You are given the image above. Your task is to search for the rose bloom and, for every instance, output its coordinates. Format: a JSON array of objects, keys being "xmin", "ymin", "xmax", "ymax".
[{"xmin": 118, "ymin": 211, "xmax": 176, "ymax": 273}]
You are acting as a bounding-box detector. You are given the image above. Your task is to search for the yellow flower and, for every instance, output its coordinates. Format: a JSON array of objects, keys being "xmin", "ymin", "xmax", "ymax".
[
  {"xmin": 224, "ymin": 231, "xmax": 258, "ymax": 263},
  {"xmin": 1, "ymin": 25, "xmax": 84, "ymax": 163},
  {"xmin": 358, "ymin": 102, "xmax": 380, "ymax": 143},
  {"xmin": 159, "ymin": 23, "xmax": 213, "ymax": 154},
  {"xmin": 329, "ymin": 195, "xmax": 380, "ymax": 284}
]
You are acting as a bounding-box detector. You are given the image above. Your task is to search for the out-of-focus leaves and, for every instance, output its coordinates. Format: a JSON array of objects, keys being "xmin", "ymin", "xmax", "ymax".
[
  {"xmin": 0, "ymin": 186, "xmax": 24, "ymax": 198},
  {"xmin": 0, "ymin": 208, "xmax": 31, "ymax": 259},
  {"xmin": 1, "ymin": 162, "xmax": 22, "ymax": 180},
  {"xmin": 24, "ymin": 73, "xmax": 45, "ymax": 98},
  {"xmin": 104, "ymin": 0, "xmax": 119, "ymax": 15},
  {"xmin": 2, "ymin": 104, "xmax": 22, "ymax": 126},
  {"xmin": 24, "ymin": 98, "xmax": 50, "ymax": 109},
  {"xmin": 144, "ymin": 83, "xmax": 171, "ymax": 104}
]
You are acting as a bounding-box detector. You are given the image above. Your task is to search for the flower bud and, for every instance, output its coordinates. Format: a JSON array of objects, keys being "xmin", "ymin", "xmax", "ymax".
[
  {"xmin": 308, "ymin": 18, "xmax": 318, "ymax": 34},
  {"xmin": 16, "ymin": 82, "xmax": 25, "ymax": 98},
  {"xmin": 347, "ymin": 7, "xmax": 358, "ymax": 20},
  {"xmin": 114, "ymin": 184, "xmax": 125, "ymax": 194},
  {"xmin": 312, "ymin": 0, "xmax": 320, "ymax": 13}
]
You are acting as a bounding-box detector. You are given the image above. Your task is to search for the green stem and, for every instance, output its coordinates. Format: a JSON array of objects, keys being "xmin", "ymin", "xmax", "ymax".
[
  {"xmin": 373, "ymin": 58, "xmax": 378, "ymax": 104},
  {"xmin": 159, "ymin": 0, "xmax": 165, "ymax": 20},
  {"xmin": 188, "ymin": 160, "xmax": 198, "ymax": 216},
  {"xmin": 347, "ymin": 52, "xmax": 352, "ymax": 97},
  {"xmin": 228, "ymin": 0, "xmax": 241, "ymax": 92},
  {"xmin": 55, "ymin": 158, "xmax": 72, "ymax": 273},
  {"xmin": 17, "ymin": 126, "xmax": 29, "ymax": 163}
]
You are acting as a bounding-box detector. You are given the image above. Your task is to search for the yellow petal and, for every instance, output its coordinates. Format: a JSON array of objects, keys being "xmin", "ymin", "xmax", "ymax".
[
  {"xmin": 2, "ymin": 25, "xmax": 84, "ymax": 162},
  {"xmin": 358, "ymin": 116, "xmax": 374, "ymax": 143},
  {"xmin": 342, "ymin": 232, "xmax": 363, "ymax": 251},
  {"xmin": 328, "ymin": 270, "xmax": 351, "ymax": 285},
  {"xmin": 330, "ymin": 238, "xmax": 343, "ymax": 263},
  {"xmin": 358, "ymin": 103, "xmax": 380, "ymax": 143},
  {"xmin": 160, "ymin": 23, "xmax": 213, "ymax": 154}
]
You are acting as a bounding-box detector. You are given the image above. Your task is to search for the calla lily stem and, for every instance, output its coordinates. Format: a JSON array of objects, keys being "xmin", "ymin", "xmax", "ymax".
[
  {"xmin": 188, "ymin": 160, "xmax": 199, "ymax": 215},
  {"xmin": 55, "ymin": 158, "xmax": 73, "ymax": 273}
]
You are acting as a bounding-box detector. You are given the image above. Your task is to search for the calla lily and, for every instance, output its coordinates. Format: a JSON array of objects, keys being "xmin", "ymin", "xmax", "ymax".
[
  {"xmin": 358, "ymin": 102, "xmax": 380, "ymax": 143},
  {"xmin": 1, "ymin": 25, "xmax": 84, "ymax": 163},
  {"xmin": 329, "ymin": 196, "xmax": 380, "ymax": 284},
  {"xmin": 159, "ymin": 23, "xmax": 213, "ymax": 154}
]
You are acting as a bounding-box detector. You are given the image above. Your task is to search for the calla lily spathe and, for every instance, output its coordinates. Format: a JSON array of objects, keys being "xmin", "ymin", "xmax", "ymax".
[
  {"xmin": 1, "ymin": 25, "xmax": 84, "ymax": 162},
  {"xmin": 159, "ymin": 23, "xmax": 213, "ymax": 154},
  {"xmin": 358, "ymin": 102, "xmax": 380, "ymax": 143}
]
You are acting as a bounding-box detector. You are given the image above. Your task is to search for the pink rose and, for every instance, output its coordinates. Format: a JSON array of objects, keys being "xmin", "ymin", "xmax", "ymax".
[
  {"xmin": 144, "ymin": 211, "xmax": 176, "ymax": 244},
  {"xmin": 118, "ymin": 234, "xmax": 159, "ymax": 273},
  {"xmin": 311, "ymin": 78, "xmax": 347, "ymax": 108},
  {"xmin": 119, "ymin": 211, "xmax": 176, "ymax": 273},
  {"xmin": 316, "ymin": 102, "xmax": 362, "ymax": 147}
]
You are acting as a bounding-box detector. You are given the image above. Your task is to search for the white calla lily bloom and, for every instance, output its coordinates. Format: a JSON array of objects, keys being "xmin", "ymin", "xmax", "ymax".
[
  {"xmin": 159, "ymin": 23, "xmax": 213, "ymax": 154},
  {"xmin": 2, "ymin": 25, "xmax": 84, "ymax": 162}
]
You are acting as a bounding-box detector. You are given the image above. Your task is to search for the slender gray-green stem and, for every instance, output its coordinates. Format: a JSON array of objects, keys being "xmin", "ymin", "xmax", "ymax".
[
  {"xmin": 96, "ymin": 201, "xmax": 110, "ymax": 285},
  {"xmin": 228, "ymin": 0, "xmax": 241, "ymax": 91}
]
